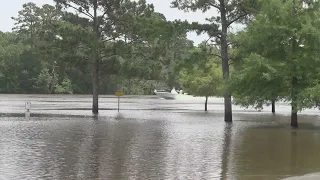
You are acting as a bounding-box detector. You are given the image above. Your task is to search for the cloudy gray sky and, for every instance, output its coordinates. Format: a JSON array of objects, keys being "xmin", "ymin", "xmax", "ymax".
[{"xmin": 0, "ymin": 0, "xmax": 218, "ymax": 45}]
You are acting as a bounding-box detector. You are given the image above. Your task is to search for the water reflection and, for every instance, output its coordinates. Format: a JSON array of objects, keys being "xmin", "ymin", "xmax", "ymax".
[
  {"xmin": 220, "ymin": 122, "xmax": 233, "ymax": 180},
  {"xmin": 0, "ymin": 112, "xmax": 320, "ymax": 179},
  {"xmin": 233, "ymin": 122, "xmax": 320, "ymax": 180}
]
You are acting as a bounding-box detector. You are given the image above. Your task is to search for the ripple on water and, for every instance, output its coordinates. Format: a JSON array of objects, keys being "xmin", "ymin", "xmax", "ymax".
[{"xmin": 0, "ymin": 108, "xmax": 320, "ymax": 179}]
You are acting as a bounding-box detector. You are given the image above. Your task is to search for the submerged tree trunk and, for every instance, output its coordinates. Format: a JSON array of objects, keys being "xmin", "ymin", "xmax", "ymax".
[
  {"xmin": 291, "ymin": 76, "xmax": 298, "ymax": 128},
  {"xmin": 92, "ymin": 0, "xmax": 99, "ymax": 114},
  {"xmin": 290, "ymin": 0, "xmax": 298, "ymax": 128},
  {"xmin": 271, "ymin": 99, "xmax": 275, "ymax": 113},
  {"xmin": 291, "ymin": 109, "xmax": 298, "ymax": 128},
  {"xmin": 205, "ymin": 96, "xmax": 208, "ymax": 111},
  {"xmin": 92, "ymin": 50, "xmax": 99, "ymax": 114},
  {"xmin": 220, "ymin": 1, "xmax": 232, "ymax": 122}
]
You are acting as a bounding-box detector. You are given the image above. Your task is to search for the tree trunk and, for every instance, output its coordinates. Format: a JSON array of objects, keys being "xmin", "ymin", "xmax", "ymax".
[
  {"xmin": 205, "ymin": 96, "xmax": 208, "ymax": 111},
  {"xmin": 48, "ymin": 61, "xmax": 56, "ymax": 94},
  {"xmin": 291, "ymin": 76, "xmax": 298, "ymax": 128},
  {"xmin": 30, "ymin": 21, "xmax": 34, "ymax": 48},
  {"xmin": 220, "ymin": 1, "xmax": 232, "ymax": 122},
  {"xmin": 290, "ymin": 0, "xmax": 298, "ymax": 128},
  {"xmin": 58, "ymin": 62, "xmax": 66, "ymax": 83},
  {"xmin": 291, "ymin": 110, "xmax": 298, "ymax": 128},
  {"xmin": 92, "ymin": 0, "xmax": 99, "ymax": 114},
  {"xmin": 271, "ymin": 99, "xmax": 275, "ymax": 113}
]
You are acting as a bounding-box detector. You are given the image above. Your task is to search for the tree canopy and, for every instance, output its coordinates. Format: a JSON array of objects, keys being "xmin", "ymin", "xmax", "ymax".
[
  {"xmin": 180, "ymin": 47, "xmax": 223, "ymax": 111},
  {"xmin": 1, "ymin": 1, "xmax": 193, "ymax": 97},
  {"xmin": 230, "ymin": 0, "xmax": 320, "ymax": 127}
]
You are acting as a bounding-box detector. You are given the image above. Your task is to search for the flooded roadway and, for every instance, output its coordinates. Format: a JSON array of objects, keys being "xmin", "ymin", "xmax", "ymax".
[{"xmin": 0, "ymin": 94, "xmax": 320, "ymax": 180}]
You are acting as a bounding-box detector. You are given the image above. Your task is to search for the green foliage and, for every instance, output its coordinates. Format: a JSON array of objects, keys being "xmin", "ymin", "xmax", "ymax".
[
  {"xmin": 34, "ymin": 68, "xmax": 58, "ymax": 93},
  {"xmin": 179, "ymin": 48, "xmax": 223, "ymax": 97},
  {"xmin": 170, "ymin": 0, "xmax": 255, "ymax": 35},
  {"xmin": 11, "ymin": 2, "xmax": 41, "ymax": 46},
  {"xmin": 0, "ymin": 32, "xmax": 27, "ymax": 92},
  {"xmin": 231, "ymin": 0, "xmax": 320, "ymax": 113},
  {"xmin": 54, "ymin": 77, "xmax": 73, "ymax": 94},
  {"xmin": 171, "ymin": 0, "xmax": 257, "ymax": 120},
  {"xmin": 1, "ymin": 2, "xmax": 192, "ymax": 95},
  {"xmin": 230, "ymin": 53, "xmax": 285, "ymax": 110}
]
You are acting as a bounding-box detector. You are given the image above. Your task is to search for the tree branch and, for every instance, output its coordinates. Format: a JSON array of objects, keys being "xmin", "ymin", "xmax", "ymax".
[
  {"xmin": 208, "ymin": 1, "xmax": 221, "ymax": 10},
  {"xmin": 99, "ymin": 11, "xmax": 109, "ymax": 25},
  {"xmin": 204, "ymin": 38, "xmax": 219, "ymax": 48},
  {"xmin": 227, "ymin": 13, "xmax": 247, "ymax": 27},
  {"xmin": 99, "ymin": 11, "xmax": 127, "ymax": 34},
  {"xmin": 66, "ymin": 2, "xmax": 94, "ymax": 19},
  {"xmin": 102, "ymin": 37, "xmax": 115, "ymax": 43},
  {"xmin": 207, "ymin": 53, "xmax": 222, "ymax": 59},
  {"xmin": 204, "ymin": 37, "xmax": 213, "ymax": 45}
]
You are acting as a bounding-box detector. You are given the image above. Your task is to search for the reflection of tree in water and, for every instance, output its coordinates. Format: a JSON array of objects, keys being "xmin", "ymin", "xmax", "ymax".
[
  {"xmin": 117, "ymin": 120, "xmax": 167, "ymax": 179},
  {"xmin": 83, "ymin": 118, "xmax": 139, "ymax": 179},
  {"xmin": 105, "ymin": 119, "xmax": 140, "ymax": 179},
  {"xmin": 27, "ymin": 117, "xmax": 139, "ymax": 179},
  {"xmin": 83, "ymin": 119, "xmax": 101, "ymax": 179},
  {"xmin": 290, "ymin": 131, "xmax": 297, "ymax": 174},
  {"xmin": 34, "ymin": 116, "xmax": 168, "ymax": 179},
  {"xmin": 220, "ymin": 122, "xmax": 233, "ymax": 180},
  {"xmin": 158, "ymin": 121, "xmax": 224, "ymax": 179},
  {"xmin": 234, "ymin": 125, "xmax": 320, "ymax": 180},
  {"xmin": 77, "ymin": 118, "xmax": 167, "ymax": 179},
  {"xmin": 36, "ymin": 119, "xmax": 92, "ymax": 179}
]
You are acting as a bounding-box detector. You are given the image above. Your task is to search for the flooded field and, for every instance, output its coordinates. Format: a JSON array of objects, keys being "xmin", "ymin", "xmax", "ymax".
[{"xmin": 0, "ymin": 94, "xmax": 320, "ymax": 180}]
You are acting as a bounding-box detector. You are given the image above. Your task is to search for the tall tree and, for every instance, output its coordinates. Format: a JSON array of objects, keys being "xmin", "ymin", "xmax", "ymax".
[
  {"xmin": 180, "ymin": 46, "xmax": 223, "ymax": 111},
  {"xmin": 54, "ymin": 0, "xmax": 154, "ymax": 114},
  {"xmin": 230, "ymin": 53, "xmax": 285, "ymax": 112},
  {"xmin": 100, "ymin": 12, "xmax": 192, "ymax": 94},
  {"xmin": 0, "ymin": 32, "xmax": 27, "ymax": 92},
  {"xmin": 231, "ymin": 0, "xmax": 320, "ymax": 127},
  {"xmin": 12, "ymin": 3, "xmax": 69, "ymax": 94},
  {"xmin": 171, "ymin": 0, "xmax": 252, "ymax": 122},
  {"xmin": 12, "ymin": 2, "xmax": 41, "ymax": 47}
]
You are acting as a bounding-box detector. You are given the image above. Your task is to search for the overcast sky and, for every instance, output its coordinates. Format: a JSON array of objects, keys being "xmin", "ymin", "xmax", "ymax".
[{"xmin": 0, "ymin": 0, "xmax": 219, "ymax": 45}]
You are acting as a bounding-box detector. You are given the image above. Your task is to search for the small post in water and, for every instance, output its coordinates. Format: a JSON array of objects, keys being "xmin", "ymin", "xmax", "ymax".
[
  {"xmin": 118, "ymin": 96, "xmax": 120, "ymax": 112},
  {"xmin": 25, "ymin": 102, "xmax": 31, "ymax": 118}
]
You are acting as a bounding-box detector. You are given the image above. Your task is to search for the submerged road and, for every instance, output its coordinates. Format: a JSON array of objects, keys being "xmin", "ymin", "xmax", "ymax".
[{"xmin": 0, "ymin": 94, "xmax": 319, "ymax": 117}]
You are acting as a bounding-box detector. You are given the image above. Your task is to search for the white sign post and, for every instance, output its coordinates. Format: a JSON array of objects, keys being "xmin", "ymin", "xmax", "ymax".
[
  {"xmin": 25, "ymin": 102, "xmax": 31, "ymax": 118},
  {"xmin": 25, "ymin": 102, "xmax": 31, "ymax": 112}
]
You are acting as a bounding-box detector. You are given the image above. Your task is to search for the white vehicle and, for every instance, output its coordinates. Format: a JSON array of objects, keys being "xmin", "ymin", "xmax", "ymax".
[{"xmin": 154, "ymin": 87, "xmax": 179, "ymax": 99}]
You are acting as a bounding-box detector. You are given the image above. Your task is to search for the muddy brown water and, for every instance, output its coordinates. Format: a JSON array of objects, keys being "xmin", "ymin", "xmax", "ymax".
[{"xmin": 0, "ymin": 94, "xmax": 320, "ymax": 180}]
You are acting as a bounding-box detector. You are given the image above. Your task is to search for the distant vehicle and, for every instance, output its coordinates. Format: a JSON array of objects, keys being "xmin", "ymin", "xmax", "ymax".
[{"xmin": 154, "ymin": 87, "xmax": 179, "ymax": 99}]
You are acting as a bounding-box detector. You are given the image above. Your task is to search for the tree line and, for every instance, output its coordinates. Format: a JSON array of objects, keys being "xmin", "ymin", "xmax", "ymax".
[
  {"xmin": 1, "ymin": 1, "xmax": 192, "ymax": 95},
  {"xmin": 1, "ymin": 0, "xmax": 320, "ymax": 127}
]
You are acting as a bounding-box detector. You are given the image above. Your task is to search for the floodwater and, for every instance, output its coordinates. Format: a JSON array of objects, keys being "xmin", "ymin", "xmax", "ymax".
[{"xmin": 0, "ymin": 94, "xmax": 320, "ymax": 180}]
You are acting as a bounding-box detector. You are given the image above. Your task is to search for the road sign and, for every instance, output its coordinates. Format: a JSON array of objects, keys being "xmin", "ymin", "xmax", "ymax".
[
  {"xmin": 115, "ymin": 84, "xmax": 124, "ymax": 112},
  {"xmin": 115, "ymin": 91, "xmax": 124, "ymax": 97}
]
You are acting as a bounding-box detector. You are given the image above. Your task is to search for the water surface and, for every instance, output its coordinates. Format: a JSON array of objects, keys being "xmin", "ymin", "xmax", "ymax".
[{"xmin": 0, "ymin": 94, "xmax": 319, "ymax": 180}]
